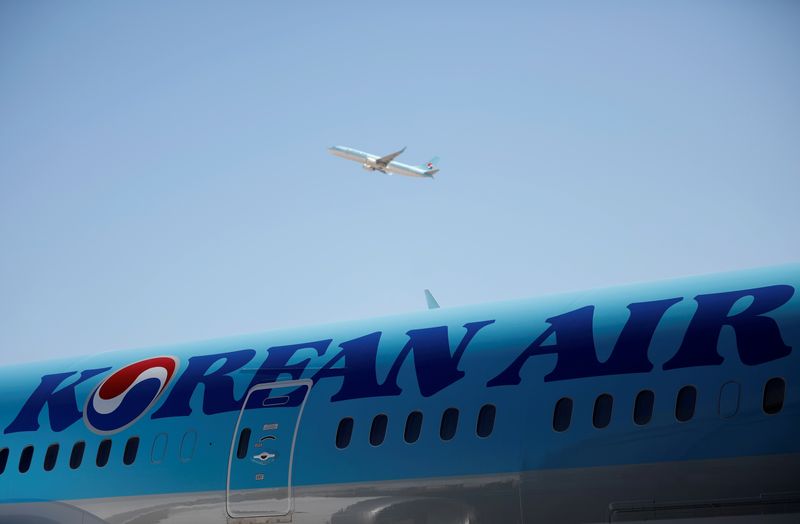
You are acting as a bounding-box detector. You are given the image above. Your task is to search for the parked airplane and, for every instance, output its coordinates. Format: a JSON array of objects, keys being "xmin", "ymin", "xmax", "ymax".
[
  {"xmin": 328, "ymin": 145, "xmax": 440, "ymax": 178},
  {"xmin": 0, "ymin": 265, "xmax": 798, "ymax": 523}
]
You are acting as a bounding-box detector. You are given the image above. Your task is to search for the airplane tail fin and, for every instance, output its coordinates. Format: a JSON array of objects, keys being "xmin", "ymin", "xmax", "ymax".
[{"xmin": 421, "ymin": 156, "xmax": 440, "ymax": 177}]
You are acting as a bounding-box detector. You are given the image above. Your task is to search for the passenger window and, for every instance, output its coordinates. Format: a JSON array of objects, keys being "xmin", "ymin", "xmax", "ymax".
[
  {"xmin": 718, "ymin": 381, "xmax": 740, "ymax": 418},
  {"xmin": 763, "ymin": 377, "xmax": 786, "ymax": 415},
  {"xmin": 369, "ymin": 414, "xmax": 388, "ymax": 446},
  {"xmin": 633, "ymin": 390, "xmax": 655, "ymax": 426},
  {"xmin": 476, "ymin": 404, "xmax": 496, "ymax": 438},
  {"xmin": 151, "ymin": 433, "xmax": 168, "ymax": 464},
  {"xmin": 675, "ymin": 385, "xmax": 697, "ymax": 422},
  {"xmin": 553, "ymin": 397, "xmax": 573, "ymax": 432},
  {"xmin": 335, "ymin": 418, "xmax": 353, "ymax": 449},
  {"xmin": 179, "ymin": 430, "xmax": 197, "ymax": 462},
  {"xmin": 70, "ymin": 442, "xmax": 85, "ymax": 469},
  {"xmin": 404, "ymin": 411, "xmax": 423, "ymax": 444},
  {"xmin": 19, "ymin": 445, "xmax": 34, "ymax": 473},
  {"xmin": 0, "ymin": 448, "xmax": 8, "ymax": 475},
  {"xmin": 44, "ymin": 443, "xmax": 59, "ymax": 471},
  {"xmin": 236, "ymin": 428, "xmax": 252, "ymax": 459},
  {"xmin": 440, "ymin": 408, "xmax": 459, "ymax": 441},
  {"xmin": 96, "ymin": 439, "xmax": 112, "ymax": 467},
  {"xmin": 593, "ymin": 394, "xmax": 613, "ymax": 429},
  {"xmin": 123, "ymin": 437, "xmax": 140, "ymax": 466},
  {"xmin": 96, "ymin": 439, "xmax": 111, "ymax": 468}
]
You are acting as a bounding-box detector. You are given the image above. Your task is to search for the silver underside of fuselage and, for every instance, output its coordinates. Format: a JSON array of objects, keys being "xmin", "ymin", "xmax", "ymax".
[{"xmin": 2, "ymin": 454, "xmax": 799, "ymax": 524}]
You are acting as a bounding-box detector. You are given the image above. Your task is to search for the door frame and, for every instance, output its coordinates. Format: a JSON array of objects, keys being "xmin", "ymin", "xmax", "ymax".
[{"xmin": 225, "ymin": 378, "xmax": 314, "ymax": 520}]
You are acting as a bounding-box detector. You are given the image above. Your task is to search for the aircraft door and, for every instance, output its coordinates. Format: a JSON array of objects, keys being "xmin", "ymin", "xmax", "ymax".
[{"xmin": 226, "ymin": 379, "xmax": 312, "ymax": 521}]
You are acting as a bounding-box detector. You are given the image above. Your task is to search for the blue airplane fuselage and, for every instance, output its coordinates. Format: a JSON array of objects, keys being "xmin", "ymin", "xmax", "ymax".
[{"xmin": 0, "ymin": 265, "xmax": 798, "ymax": 523}]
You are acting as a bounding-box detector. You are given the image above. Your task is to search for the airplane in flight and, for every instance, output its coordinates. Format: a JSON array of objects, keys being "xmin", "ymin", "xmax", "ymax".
[
  {"xmin": 328, "ymin": 145, "xmax": 440, "ymax": 178},
  {"xmin": 0, "ymin": 265, "xmax": 798, "ymax": 523}
]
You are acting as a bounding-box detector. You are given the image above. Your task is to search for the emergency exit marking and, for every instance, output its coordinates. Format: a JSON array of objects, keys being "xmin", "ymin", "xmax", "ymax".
[
  {"xmin": 255, "ymin": 474, "xmax": 264, "ymax": 481},
  {"xmin": 264, "ymin": 423, "xmax": 278, "ymax": 430}
]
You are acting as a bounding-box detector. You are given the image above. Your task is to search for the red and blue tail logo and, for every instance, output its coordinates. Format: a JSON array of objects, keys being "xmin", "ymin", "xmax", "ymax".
[
  {"xmin": 421, "ymin": 156, "xmax": 440, "ymax": 173},
  {"xmin": 84, "ymin": 356, "xmax": 179, "ymax": 434}
]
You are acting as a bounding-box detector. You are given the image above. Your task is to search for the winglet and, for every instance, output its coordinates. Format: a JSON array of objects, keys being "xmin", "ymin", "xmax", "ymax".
[{"xmin": 424, "ymin": 289, "xmax": 440, "ymax": 309}]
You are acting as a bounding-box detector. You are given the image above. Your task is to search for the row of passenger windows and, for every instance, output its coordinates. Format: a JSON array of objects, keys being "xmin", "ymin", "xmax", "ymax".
[
  {"xmin": 552, "ymin": 377, "xmax": 787, "ymax": 432},
  {"xmin": 0, "ymin": 437, "xmax": 138, "ymax": 475},
  {"xmin": 334, "ymin": 404, "xmax": 497, "ymax": 449},
  {"xmin": 0, "ymin": 431, "xmax": 198, "ymax": 476},
  {"xmin": 2, "ymin": 378, "xmax": 788, "ymax": 472}
]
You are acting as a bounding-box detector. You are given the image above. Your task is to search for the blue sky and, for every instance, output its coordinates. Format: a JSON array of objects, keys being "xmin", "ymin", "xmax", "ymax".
[{"xmin": 1, "ymin": 2, "xmax": 798, "ymax": 364}]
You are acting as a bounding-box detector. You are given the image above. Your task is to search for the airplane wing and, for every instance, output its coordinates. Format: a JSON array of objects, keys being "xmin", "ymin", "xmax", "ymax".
[{"xmin": 375, "ymin": 147, "xmax": 406, "ymax": 167}]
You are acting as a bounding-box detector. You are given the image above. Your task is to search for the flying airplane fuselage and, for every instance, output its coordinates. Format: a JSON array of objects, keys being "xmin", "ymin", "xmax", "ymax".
[
  {"xmin": 328, "ymin": 145, "xmax": 440, "ymax": 178},
  {"xmin": 0, "ymin": 265, "xmax": 798, "ymax": 523}
]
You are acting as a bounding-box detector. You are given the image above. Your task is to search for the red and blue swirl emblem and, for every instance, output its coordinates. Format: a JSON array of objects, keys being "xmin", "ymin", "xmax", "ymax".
[{"xmin": 84, "ymin": 356, "xmax": 178, "ymax": 434}]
